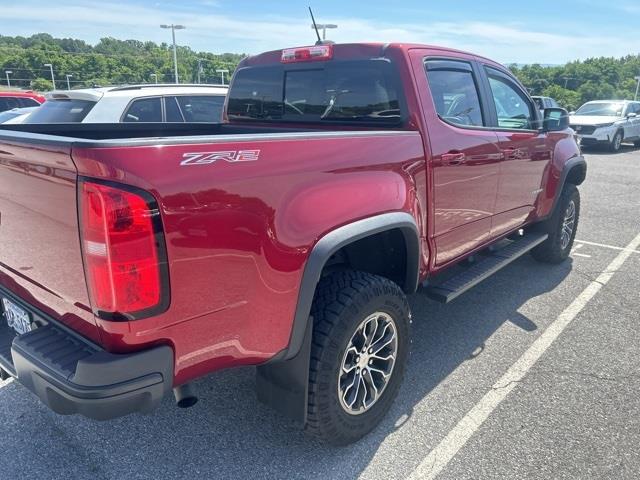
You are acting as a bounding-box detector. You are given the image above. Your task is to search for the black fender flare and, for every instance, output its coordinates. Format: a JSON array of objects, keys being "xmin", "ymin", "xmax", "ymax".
[
  {"xmin": 284, "ymin": 211, "xmax": 420, "ymax": 361},
  {"xmin": 255, "ymin": 212, "xmax": 420, "ymax": 425},
  {"xmin": 546, "ymin": 155, "xmax": 587, "ymax": 219}
]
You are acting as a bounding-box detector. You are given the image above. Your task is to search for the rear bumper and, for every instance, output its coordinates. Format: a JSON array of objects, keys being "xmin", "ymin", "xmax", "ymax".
[{"xmin": 0, "ymin": 289, "xmax": 173, "ymax": 420}]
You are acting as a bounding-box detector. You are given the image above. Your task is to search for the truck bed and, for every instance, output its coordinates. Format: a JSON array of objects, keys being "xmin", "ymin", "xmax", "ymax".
[
  {"xmin": 0, "ymin": 122, "xmax": 424, "ymax": 385},
  {"xmin": 0, "ymin": 122, "xmax": 333, "ymax": 143}
]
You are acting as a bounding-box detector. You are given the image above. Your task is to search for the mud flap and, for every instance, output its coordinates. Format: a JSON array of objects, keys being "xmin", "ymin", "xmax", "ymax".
[{"xmin": 256, "ymin": 317, "xmax": 312, "ymax": 426}]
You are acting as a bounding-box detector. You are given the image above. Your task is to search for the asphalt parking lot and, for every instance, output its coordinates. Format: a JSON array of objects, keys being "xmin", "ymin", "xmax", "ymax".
[{"xmin": 1, "ymin": 145, "xmax": 639, "ymax": 480}]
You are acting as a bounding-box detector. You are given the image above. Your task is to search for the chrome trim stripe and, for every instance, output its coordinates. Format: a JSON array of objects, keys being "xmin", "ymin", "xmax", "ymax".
[{"xmin": 0, "ymin": 128, "xmax": 419, "ymax": 149}]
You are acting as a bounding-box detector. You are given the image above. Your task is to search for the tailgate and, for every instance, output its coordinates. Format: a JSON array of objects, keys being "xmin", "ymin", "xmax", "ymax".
[{"xmin": 0, "ymin": 138, "xmax": 100, "ymax": 345}]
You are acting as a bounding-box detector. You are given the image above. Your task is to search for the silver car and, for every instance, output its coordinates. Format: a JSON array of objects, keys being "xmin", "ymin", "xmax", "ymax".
[{"xmin": 569, "ymin": 100, "xmax": 640, "ymax": 152}]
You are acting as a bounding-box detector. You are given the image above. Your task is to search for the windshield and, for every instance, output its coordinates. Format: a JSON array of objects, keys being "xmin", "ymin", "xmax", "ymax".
[
  {"xmin": 227, "ymin": 59, "xmax": 404, "ymax": 126},
  {"xmin": 24, "ymin": 99, "xmax": 96, "ymax": 123},
  {"xmin": 575, "ymin": 102, "xmax": 624, "ymax": 116}
]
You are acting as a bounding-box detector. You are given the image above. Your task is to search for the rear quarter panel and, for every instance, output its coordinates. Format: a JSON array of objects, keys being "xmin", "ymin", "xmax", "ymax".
[{"xmin": 72, "ymin": 131, "xmax": 426, "ymax": 384}]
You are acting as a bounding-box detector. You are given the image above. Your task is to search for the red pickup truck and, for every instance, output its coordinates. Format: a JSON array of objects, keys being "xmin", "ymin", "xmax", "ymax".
[{"xmin": 0, "ymin": 42, "xmax": 585, "ymax": 445}]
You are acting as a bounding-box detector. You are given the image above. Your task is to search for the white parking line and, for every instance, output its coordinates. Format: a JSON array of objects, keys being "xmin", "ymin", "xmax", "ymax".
[
  {"xmin": 407, "ymin": 231, "xmax": 640, "ymax": 480},
  {"xmin": 575, "ymin": 239, "xmax": 640, "ymax": 254},
  {"xmin": 571, "ymin": 243, "xmax": 591, "ymax": 258}
]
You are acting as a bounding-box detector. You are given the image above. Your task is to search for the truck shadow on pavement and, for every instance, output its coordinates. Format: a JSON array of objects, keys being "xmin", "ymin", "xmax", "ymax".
[{"xmin": 0, "ymin": 256, "xmax": 572, "ymax": 480}]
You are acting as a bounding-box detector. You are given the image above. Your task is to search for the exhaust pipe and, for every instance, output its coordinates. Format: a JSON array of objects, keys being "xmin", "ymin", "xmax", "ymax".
[{"xmin": 173, "ymin": 384, "xmax": 198, "ymax": 408}]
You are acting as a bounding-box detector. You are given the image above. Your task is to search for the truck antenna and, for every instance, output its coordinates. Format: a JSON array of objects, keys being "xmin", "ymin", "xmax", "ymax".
[{"xmin": 309, "ymin": 7, "xmax": 322, "ymax": 45}]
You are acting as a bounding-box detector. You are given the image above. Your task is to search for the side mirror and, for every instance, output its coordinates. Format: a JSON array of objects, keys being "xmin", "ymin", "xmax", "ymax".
[
  {"xmin": 627, "ymin": 112, "xmax": 638, "ymax": 118},
  {"xmin": 542, "ymin": 107, "xmax": 570, "ymax": 132}
]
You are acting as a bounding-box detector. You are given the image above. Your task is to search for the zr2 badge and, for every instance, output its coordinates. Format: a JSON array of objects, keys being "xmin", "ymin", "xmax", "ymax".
[{"xmin": 180, "ymin": 150, "xmax": 260, "ymax": 166}]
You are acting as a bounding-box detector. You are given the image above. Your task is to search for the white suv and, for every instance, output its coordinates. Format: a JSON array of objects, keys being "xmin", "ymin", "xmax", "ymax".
[
  {"xmin": 22, "ymin": 84, "xmax": 229, "ymax": 124},
  {"xmin": 569, "ymin": 100, "xmax": 640, "ymax": 152}
]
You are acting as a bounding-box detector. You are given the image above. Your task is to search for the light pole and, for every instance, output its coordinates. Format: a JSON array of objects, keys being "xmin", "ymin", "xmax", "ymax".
[
  {"xmin": 310, "ymin": 23, "xmax": 338, "ymax": 40},
  {"xmin": 150, "ymin": 73, "xmax": 158, "ymax": 84},
  {"xmin": 216, "ymin": 69, "xmax": 229, "ymax": 85},
  {"xmin": 44, "ymin": 63, "xmax": 56, "ymax": 89},
  {"xmin": 160, "ymin": 24, "xmax": 186, "ymax": 84},
  {"xmin": 5, "ymin": 70, "xmax": 11, "ymax": 88},
  {"xmin": 197, "ymin": 58, "xmax": 209, "ymax": 84},
  {"xmin": 635, "ymin": 76, "xmax": 640, "ymax": 101},
  {"xmin": 66, "ymin": 74, "xmax": 73, "ymax": 90}
]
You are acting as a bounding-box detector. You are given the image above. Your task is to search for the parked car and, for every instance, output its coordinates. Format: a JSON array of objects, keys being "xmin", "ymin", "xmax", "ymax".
[
  {"xmin": 23, "ymin": 84, "xmax": 229, "ymax": 124},
  {"xmin": 569, "ymin": 100, "xmax": 640, "ymax": 151},
  {"xmin": 0, "ymin": 91, "xmax": 45, "ymax": 113},
  {"xmin": 0, "ymin": 42, "xmax": 585, "ymax": 445},
  {"xmin": 532, "ymin": 95, "xmax": 560, "ymax": 114},
  {"xmin": 0, "ymin": 107, "xmax": 39, "ymax": 124}
]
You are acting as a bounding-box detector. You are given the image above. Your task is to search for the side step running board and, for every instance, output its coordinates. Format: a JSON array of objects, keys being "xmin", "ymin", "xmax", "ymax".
[{"xmin": 424, "ymin": 233, "xmax": 548, "ymax": 303}]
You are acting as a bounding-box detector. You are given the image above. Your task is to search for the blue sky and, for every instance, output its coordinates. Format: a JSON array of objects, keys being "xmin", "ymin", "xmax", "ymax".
[{"xmin": 1, "ymin": 0, "xmax": 638, "ymax": 64}]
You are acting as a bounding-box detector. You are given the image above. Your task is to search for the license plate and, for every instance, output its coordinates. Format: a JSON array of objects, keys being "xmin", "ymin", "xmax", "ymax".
[{"xmin": 2, "ymin": 298, "xmax": 33, "ymax": 335}]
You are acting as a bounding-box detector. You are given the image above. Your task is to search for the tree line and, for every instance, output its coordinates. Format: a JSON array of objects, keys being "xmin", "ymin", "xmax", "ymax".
[
  {"xmin": 510, "ymin": 55, "xmax": 640, "ymax": 111},
  {"xmin": 1, "ymin": 33, "xmax": 639, "ymax": 111},
  {"xmin": 0, "ymin": 33, "xmax": 245, "ymax": 90}
]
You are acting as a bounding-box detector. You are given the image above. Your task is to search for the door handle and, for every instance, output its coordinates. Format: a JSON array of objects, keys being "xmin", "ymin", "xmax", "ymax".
[
  {"xmin": 442, "ymin": 152, "xmax": 466, "ymax": 165},
  {"xmin": 501, "ymin": 147, "xmax": 519, "ymax": 160}
]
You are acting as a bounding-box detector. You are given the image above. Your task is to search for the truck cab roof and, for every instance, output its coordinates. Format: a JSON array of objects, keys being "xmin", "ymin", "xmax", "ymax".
[{"xmin": 241, "ymin": 42, "xmax": 504, "ymax": 69}]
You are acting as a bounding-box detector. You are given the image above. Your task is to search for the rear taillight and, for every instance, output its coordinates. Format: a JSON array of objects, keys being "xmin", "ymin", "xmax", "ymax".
[
  {"xmin": 79, "ymin": 179, "xmax": 169, "ymax": 320},
  {"xmin": 281, "ymin": 45, "xmax": 333, "ymax": 63}
]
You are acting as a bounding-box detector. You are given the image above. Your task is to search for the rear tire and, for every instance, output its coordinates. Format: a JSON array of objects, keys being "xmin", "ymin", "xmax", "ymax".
[
  {"xmin": 531, "ymin": 184, "xmax": 580, "ymax": 264},
  {"xmin": 609, "ymin": 130, "xmax": 623, "ymax": 152},
  {"xmin": 634, "ymin": 140, "xmax": 640, "ymax": 148},
  {"xmin": 306, "ymin": 271, "xmax": 410, "ymax": 445}
]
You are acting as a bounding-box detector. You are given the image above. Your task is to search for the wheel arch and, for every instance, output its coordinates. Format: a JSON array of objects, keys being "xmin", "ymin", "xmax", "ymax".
[
  {"xmin": 285, "ymin": 212, "xmax": 420, "ymax": 361},
  {"xmin": 255, "ymin": 212, "xmax": 419, "ymax": 425},
  {"xmin": 544, "ymin": 155, "xmax": 586, "ymax": 220}
]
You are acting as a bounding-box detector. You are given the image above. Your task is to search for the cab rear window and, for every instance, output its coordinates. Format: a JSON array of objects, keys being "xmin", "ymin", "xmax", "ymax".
[
  {"xmin": 25, "ymin": 99, "xmax": 96, "ymax": 123},
  {"xmin": 227, "ymin": 60, "xmax": 404, "ymax": 126}
]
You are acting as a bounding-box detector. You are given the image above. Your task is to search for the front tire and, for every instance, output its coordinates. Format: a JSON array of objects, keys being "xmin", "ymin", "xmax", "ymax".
[
  {"xmin": 609, "ymin": 130, "xmax": 623, "ymax": 152},
  {"xmin": 306, "ymin": 271, "xmax": 410, "ymax": 445},
  {"xmin": 531, "ymin": 184, "xmax": 580, "ymax": 264}
]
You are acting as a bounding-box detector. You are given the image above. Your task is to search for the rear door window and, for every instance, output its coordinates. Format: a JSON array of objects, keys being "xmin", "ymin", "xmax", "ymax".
[
  {"xmin": 176, "ymin": 96, "xmax": 225, "ymax": 122},
  {"xmin": 24, "ymin": 99, "xmax": 96, "ymax": 123},
  {"xmin": 164, "ymin": 96, "xmax": 185, "ymax": 122},
  {"xmin": 123, "ymin": 97, "xmax": 163, "ymax": 122},
  {"xmin": 425, "ymin": 59, "xmax": 485, "ymax": 127}
]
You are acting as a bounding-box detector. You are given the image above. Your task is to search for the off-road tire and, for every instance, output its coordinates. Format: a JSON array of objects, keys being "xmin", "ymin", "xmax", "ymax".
[
  {"xmin": 531, "ymin": 183, "xmax": 580, "ymax": 264},
  {"xmin": 306, "ymin": 271, "xmax": 410, "ymax": 445}
]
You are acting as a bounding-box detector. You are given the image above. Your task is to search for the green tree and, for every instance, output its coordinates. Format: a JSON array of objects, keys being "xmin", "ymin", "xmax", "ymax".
[
  {"xmin": 0, "ymin": 33, "xmax": 246, "ymax": 91},
  {"xmin": 541, "ymin": 85, "xmax": 582, "ymax": 111},
  {"xmin": 30, "ymin": 78, "xmax": 52, "ymax": 91}
]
